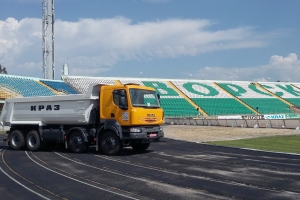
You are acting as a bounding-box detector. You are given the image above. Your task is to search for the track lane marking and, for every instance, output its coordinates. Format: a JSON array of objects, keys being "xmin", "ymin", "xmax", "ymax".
[
  {"xmin": 26, "ymin": 151, "xmax": 140, "ymax": 200},
  {"xmin": 91, "ymin": 152, "xmax": 300, "ymax": 196},
  {"xmin": 30, "ymin": 151, "xmax": 152, "ymax": 200},
  {"xmin": 53, "ymin": 152, "xmax": 230, "ymax": 199},
  {"xmin": 0, "ymin": 147, "xmax": 51, "ymax": 200},
  {"xmin": 0, "ymin": 167, "xmax": 51, "ymax": 200}
]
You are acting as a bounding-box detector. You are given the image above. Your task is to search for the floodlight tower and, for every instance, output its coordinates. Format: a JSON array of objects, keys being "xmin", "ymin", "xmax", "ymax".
[{"xmin": 42, "ymin": 0, "xmax": 55, "ymax": 79}]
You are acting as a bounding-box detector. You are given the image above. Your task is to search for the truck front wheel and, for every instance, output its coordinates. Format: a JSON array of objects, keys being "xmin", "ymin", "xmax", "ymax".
[
  {"xmin": 131, "ymin": 143, "xmax": 150, "ymax": 152},
  {"xmin": 26, "ymin": 130, "xmax": 41, "ymax": 151},
  {"xmin": 100, "ymin": 132, "xmax": 122, "ymax": 156},
  {"xmin": 68, "ymin": 131, "xmax": 86, "ymax": 153},
  {"xmin": 9, "ymin": 130, "xmax": 25, "ymax": 150}
]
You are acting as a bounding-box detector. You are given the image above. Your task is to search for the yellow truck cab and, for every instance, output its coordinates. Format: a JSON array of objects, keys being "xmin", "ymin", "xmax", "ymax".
[{"xmin": 97, "ymin": 83, "xmax": 164, "ymax": 155}]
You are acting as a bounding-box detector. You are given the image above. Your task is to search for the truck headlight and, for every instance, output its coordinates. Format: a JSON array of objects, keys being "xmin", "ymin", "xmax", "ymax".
[
  {"xmin": 130, "ymin": 128, "xmax": 142, "ymax": 133},
  {"xmin": 159, "ymin": 127, "xmax": 163, "ymax": 131}
]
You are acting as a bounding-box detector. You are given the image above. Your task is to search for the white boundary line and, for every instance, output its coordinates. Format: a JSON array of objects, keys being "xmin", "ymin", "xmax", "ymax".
[
  {"xmin": 25, "ymin": 151, "xmax": 139, "ymax": 200},
  {"xmin": 0, "ymin": 167, "xmax": 50, "ymax": 200},
  {"xmin": 0, "ymin": 147, "xmax": 50, "ymax": 200}
]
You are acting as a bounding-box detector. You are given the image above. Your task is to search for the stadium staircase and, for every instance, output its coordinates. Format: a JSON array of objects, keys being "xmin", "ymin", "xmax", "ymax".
[
  {"xmin": 168, "ymin": 81, "xmax": 208, "ymax": 116},
  {"xmin": 214, "ymin": 82, "xmax": 259, "ymax": 115},
  {"xmin": 254, "ymin": 83, "xmax": 294, "ymax": 114}
]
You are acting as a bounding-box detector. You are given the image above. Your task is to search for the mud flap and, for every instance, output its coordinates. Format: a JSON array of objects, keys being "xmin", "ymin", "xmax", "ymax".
[
  {"xmin": 96, "ymin": 137, "xmax": 99, "ymax": 151},
  {"xmin": 65, "ymin": 140, "xmax": 68, "ymax": 149}
]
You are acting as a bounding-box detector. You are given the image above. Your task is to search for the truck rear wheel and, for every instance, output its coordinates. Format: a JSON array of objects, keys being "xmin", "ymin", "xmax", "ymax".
[
  {"xmin": 68, "ymin": 131, "xmax": 86, "ymax": 153},
  {"xmin": 26, "ymin": 130, "xmax": 41, "ymax": 151},
  {"xmin": 9, "ymin": 130, "xmax": 25, "ymax": 150},
  {"xmin": 100, "ymin": 132, "xmax": 122, "ymax": 156},
  {"xmin": 131, "ymin": 143, "xmax": 150, "ymax": 152}
]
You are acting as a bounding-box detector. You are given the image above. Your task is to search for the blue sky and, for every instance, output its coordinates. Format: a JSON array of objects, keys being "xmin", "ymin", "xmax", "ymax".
[{"xmin": 0, "ymin": 0, "xmax": 299, "ymax": 82}]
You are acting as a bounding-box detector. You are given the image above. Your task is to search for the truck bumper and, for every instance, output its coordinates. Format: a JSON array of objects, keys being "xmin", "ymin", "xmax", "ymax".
[{"xmin": 125, "ymin": 126, "xmax": 164, "ymax": 142}]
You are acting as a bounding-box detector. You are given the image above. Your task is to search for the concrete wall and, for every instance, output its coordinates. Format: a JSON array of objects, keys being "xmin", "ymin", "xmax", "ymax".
[{"xmin": 165, "ymin": 118, "xmax": 300, "ymax": 129}]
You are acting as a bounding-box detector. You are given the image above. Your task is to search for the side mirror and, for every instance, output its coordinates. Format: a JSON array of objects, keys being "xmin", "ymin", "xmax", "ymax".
[
  {"xmin": 157, "ymin": 94, "xmax": 160, "ymax": 99},
  {"xmin": 112, "ymin": 89, "xmax": 126, "ymax": 96},
  {"xmin": 119, "ymin": 90, "xmax": 126, "ymax": 97},
  {"xmin": 119, "ymin": 96, "xmax": 128, "ymax": 110}
]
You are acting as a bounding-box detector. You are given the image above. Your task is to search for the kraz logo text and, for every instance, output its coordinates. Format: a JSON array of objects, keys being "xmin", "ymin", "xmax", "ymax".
[
  {"xmin": 147, "ymin": 114, "xmax": 155, "ymax": 117},
  {"xmin": 31, "ymin": 105, "xmax": 60, "ymax": 111}
]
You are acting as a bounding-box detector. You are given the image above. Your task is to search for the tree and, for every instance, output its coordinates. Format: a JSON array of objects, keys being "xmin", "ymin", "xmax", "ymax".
[{"xmin": 0, "ymin": 64, "xmax": 7, "ymax": 74}]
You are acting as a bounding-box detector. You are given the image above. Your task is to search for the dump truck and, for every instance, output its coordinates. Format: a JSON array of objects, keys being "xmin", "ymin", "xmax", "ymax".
[{"xmin": 0, "ymin": 83, "xmax": 164, "ymax": 155}]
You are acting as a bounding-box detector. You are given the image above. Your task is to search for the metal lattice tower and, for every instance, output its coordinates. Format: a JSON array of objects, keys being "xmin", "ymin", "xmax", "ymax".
[{"xmin": 42, "ymin": 0, "xmax": 55, "ymax": 80}]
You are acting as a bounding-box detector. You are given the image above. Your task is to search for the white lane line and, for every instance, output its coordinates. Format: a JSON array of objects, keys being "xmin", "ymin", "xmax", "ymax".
[
  {"xmin": 54, "ymin": 151, "xmax": 147, "ymax": 180},
  {"xmin": 55, "ymin": 151, "xmax": 182, "ymax": 185},
  {"xmin": 25, "ymin": 151, "xmax": 139, "ymax": 200},
  {"xmin": 0, "ymin": 168, "xmax": 50, "ymax": 200},
  {"xmin": 0, "ymin": 148, "xmax": 50, "ymax": 200}
]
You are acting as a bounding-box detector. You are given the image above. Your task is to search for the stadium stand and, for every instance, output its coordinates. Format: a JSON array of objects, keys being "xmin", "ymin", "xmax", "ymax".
[
  {"xmin": 0, "ymin": 74, "xmax": 55, "ymax": 97},
  {"xmin": 172, "ymin": 80, "xmax": 254, "ymax": 116},
  {"xmin": 216, "ymin": 82, "xmax": 292, "ymax": 114},
  {"xmin": 40, "ymin": 79, "xmax": 79, "ymax": 94},
  {"xmin": 2, "ymin": 74, "xmax": 300, "ymax": 117}
]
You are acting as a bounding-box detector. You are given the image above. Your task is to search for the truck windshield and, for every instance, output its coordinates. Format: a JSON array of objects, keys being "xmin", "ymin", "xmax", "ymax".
[{"xmin": 129, "ymin": 89, "xmax": 160, "ymax": 108}]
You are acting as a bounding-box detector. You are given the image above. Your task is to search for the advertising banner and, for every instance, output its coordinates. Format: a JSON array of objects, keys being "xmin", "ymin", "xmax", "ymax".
[
  {"xmin": 217, "ymin": 115, "xmax": 242, "ymax": 119},
  {"xmin": 263, "ymin": 114, "xmax": 286, "ymax": 119},
  {"xmin": 241, "ymin": 115, "xmax": 264, "ymax": 120}
]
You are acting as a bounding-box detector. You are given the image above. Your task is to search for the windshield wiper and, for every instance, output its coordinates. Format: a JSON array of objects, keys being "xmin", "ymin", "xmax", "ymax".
[
  {"xmin": 133, "ymin": 105, "xmax": 160, "ymax": 108},
  {"xmin": 144, "ymin": 106, "xmax": 160, "ymax": 109}
]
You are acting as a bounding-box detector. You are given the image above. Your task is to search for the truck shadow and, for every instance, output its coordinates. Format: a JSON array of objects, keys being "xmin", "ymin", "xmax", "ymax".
[
  {"xmin": 2, "ymin": 144, "xmax": 155, "ymax": 157},
  {"xmin": 29, "ymin": 144, "xmax": 155, "ymax": 157},
  {"xmin": 0, "ymin": 145, "xmax": 6, "ymax": 149},
  {"xmin": 88, "ymin": 146, "xmax": 155, "ymax": 156}
]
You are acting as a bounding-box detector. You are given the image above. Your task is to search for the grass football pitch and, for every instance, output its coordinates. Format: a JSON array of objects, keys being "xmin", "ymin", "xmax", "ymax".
[{"xmin": 208, "ymin": 135, "xmax": 300, "ymax": 154}]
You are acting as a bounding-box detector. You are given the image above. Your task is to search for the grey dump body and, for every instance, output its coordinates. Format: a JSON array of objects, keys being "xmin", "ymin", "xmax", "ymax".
[{"xmin": 0, "ymin": 84, "xmax": 100, "ymax": 126}]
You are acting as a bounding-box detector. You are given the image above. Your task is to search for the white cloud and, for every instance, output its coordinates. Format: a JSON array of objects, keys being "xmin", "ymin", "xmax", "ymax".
[
  {"xmin": 0, "ymin": 17, "xmax": 271, "ymax": 78},
  {"xmin": 193, "ymin": 53, "xmax": 300, "ymax": 82}
]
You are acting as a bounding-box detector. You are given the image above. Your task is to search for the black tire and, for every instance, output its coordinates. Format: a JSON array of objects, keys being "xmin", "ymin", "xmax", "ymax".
[
  {"xmin": 9, "ymin": 130, "xmax": 25, "ymax": 150},
  {"xmin": 68, "ymin": 131, "xmax": 86, "ymax": 153},
  {"xmin": 131, "ymin": 143, "xmax": 150, "ymax": 152},
  {"xmin": 26, "ymin": 130, "xmax": 41, "ymax": 151},
  {"xmin": 100, "ymin": 132, "xmax": 122, "ymax": 156}
]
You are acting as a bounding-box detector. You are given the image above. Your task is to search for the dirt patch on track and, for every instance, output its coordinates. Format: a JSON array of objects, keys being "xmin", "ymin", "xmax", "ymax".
[{"xmin": 162, "ymin": 125, "xmax": 299, "ymax": 142}]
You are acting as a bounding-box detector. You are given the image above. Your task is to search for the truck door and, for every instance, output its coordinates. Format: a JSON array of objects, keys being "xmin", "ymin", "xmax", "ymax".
[{"xmin": 111, "ymin": 89, "xmax": 131, "ymax": 125}]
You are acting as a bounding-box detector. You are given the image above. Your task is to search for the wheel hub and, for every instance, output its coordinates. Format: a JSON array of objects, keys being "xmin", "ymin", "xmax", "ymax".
[
  {"xmin": 104, "ymin": 137, "xmax": 116, "ymax": 151},
  {"xmin": 71, "ymin": 136, "xmax": 82, "ymax": 149},
  {"xmin": 12, "ymin": 135, "xmax": 20, "ymax": 146},
  {"xmin": 28, "ymin": 135, "xmax": 37, "ymax": 147}
]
